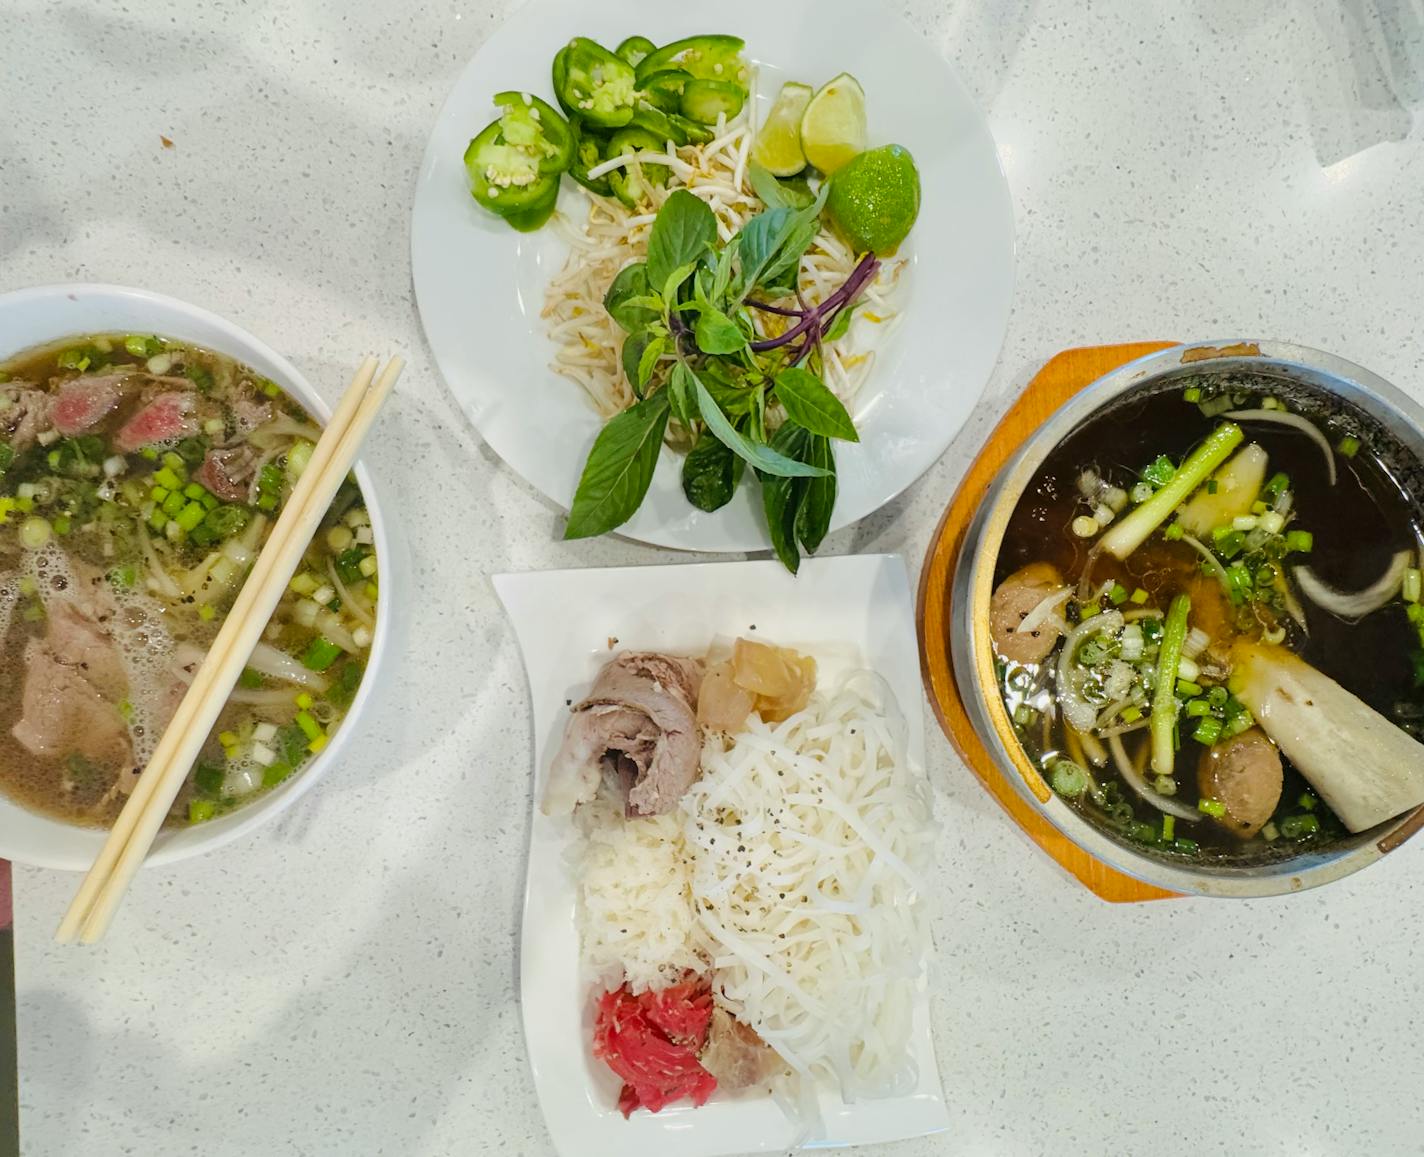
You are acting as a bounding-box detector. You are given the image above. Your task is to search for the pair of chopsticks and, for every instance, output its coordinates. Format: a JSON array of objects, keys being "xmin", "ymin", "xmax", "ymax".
[{"xmin": 55, "ymin": 356, "xmax": 404, "ymax": 945}]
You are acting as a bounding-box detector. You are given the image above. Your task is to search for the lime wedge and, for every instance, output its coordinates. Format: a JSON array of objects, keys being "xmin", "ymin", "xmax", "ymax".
[
  {"xmin": 752, "ymin": 81, "xmax": 814, "ymax": 176},
  {"xmin": 828, "ymin": 143, "xmax": 921, "ymax": 256},
  {"xmin": 799, "ymin": 73, "xmax": 867, "ymax": 175}
]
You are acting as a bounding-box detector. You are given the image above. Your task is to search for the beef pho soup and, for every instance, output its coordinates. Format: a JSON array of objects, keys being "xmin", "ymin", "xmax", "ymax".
[
  {"xmin": 992, "ymin": 371, "xmax": 1424, "ymax": 865},
  {"xmin": 0, "ymin": 334, "xmax": 376, "ymax": 828}
]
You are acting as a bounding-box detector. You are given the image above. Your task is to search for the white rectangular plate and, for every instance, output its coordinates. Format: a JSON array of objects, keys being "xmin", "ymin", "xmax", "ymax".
[{"xmin": 494, "ymin": 555, "xmax": 949, "ymax": 1157}]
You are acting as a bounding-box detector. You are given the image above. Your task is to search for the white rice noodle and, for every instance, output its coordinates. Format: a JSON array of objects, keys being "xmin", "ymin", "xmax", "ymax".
[
  {"xmin": 680, "ymin": 673, "xmax": 934, "ymax": 1103},
  {"xmin": 575, "ymin": 793, "xmax": 710, "ymax": 995},
  {"xmin": 542, "ymin": 113, "xmax": 906, "ymax": 423}
]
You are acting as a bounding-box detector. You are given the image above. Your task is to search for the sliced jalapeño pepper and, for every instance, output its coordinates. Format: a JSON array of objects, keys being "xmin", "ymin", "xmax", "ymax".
[
  {"xmin": 503, "ymin": 181, "xmax": 560, "ymax": 232},
  {"xmin": 615, "ymin": 35, "xmax": 657, "ymax": 68},
  {"xmin": 635, "ymin": 35, "xmax": 748, "ymax": 87},
  {"xmin": 464, "ymin": 119, "xmax": 559, "ymax": 217},
  {"xmin": 555, "ymin": 37, "xmax": 637, "ymax": 129},
  {"xmin": 637, "ymin": 68, "xmax": 690, "ymax": 113},
  {"xmin": 568, "ymin": 116, "xmax": 613, "ymax": 196},
  {"xmin": 679, "ymin": 79, "xmax": 746, "ymax": 125},
  {"xmin": 605, "ymin": 127, "xmax": 672, "ymax": 209},
  {"xmin": 492, "ymin": 90, "xmax": 574, "ymax": 174}
]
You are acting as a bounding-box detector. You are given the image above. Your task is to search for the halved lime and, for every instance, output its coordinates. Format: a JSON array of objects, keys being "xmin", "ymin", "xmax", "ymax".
[
  {"xmin": 828, "ymin": 143, "xmax": 921, "ymax": 256},
  {"xmin": 799, "ymin": 73, "xmax": 867, "ymax": 175},
  {"xmin": 752, "ymin": 81, "xmax": 814, "ymax": 176}
]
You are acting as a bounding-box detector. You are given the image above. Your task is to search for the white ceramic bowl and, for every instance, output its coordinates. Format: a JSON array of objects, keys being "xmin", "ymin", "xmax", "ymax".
[{"xmin": 0, "ymin": 283, "xmax": 391, "ymax": 870}]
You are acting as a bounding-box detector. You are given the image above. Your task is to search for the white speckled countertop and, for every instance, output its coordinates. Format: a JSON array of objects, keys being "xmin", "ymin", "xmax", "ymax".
[{"xmin": 5, "ymin": 1, "xmax": 1424, "ymax": 1154}]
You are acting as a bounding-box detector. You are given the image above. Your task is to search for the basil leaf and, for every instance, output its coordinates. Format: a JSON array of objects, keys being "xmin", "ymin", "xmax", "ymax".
[
  {"xmin": 700, "ymin": 364, "xmax": 759, "ymax": 417},
  {"xmin": 693, "ymin": 305, "xmax": 747, "ymax": 355},
  {"xmin": 636, "ymin": 334, "xmax": 667, "ymax": 388},
  {"xmin": 759, "ymin": 423, "xmax": 810, "ymax": 573},
  {"xmin": 733, "ymin": 206, "xmax": 792, "ymax": 298},
  {"xmin": 621, "ymin": 331, "xmax": 654, "ymax": 396},
  {"xmin": 710, "ymin": 242, "xmax": 737, "ymax": 302},
  {"xmin": 604, "ymin": 262, "xmax": 659, "ymax": 332},
  {"xmin": 646, "ymin": 189, "xmax": 717, "ymax": 290},
  {"xmin": 564, "ymin": 391, "xmax": 670, "ymax": 540},
  {"xmin": 747, "ymin": 162, "xmax": 816, "ymax": 212},
  {"xmin": 794, "ymin": 433, "xmax": 836, "ymax": 553},
  {"xmin": 668, "ymin": 361, "xmax": 699, "ymax": 425},
  {"xmin": 823, "ymin": 303, "xmax": 856, "ymax": 342},
  {"xmin": 692, "ymin": 370, "xmax": 830, "ymax": 478},
  {"xmin": 762, "ymin": 183, "xmax": 829, "ymax": 286},
  {"xmin": 682, "ymin": 430, "xmax": 744, "ymax": 512},
  {"xmin": 660, "ymin": 260, "xmax": 699, "ymax": 309},
  {"xmin": 773, "ymin": 367, "xmax": 859, "ymax": 442}
]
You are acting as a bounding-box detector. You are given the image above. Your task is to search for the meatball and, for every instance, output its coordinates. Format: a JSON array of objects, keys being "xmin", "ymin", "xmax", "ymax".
[
  {"xmin": 1197, "ymin": 727, "xmax": 1283, "ymax": 838},
  {"xmin": 990, "ymin": 562, "xmax": 1068, "ymax": 665}
]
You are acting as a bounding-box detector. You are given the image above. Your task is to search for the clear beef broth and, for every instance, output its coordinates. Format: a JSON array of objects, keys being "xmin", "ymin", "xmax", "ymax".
[
  {"xmin": 996, "ymin": 375, "xmax": 1424, "ymax": 863},
  {"xmin": 0, "ymin": 333, "xmax": 377, "ymax": 828}
]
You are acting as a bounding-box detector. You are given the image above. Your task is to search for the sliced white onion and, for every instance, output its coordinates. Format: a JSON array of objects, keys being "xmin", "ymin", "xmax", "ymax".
[
  {"xmin": 1056, "ymin": 611, "xmax": 1124, "ymax": 734},
  {"xmin": 1293, "ymin": 550, "xmax": 1411, "ymax": 622},
  {"xmin": 1108, "ymin": 734, "xmax": 1201, "ymax": 822},
  {"xmin": 246, "ymin": 640, "xmax": 331, "ymax": 691},
  {"xmin": 1182, "ymin": 626, "xmax": 1211, "ymax": 659},
  {"xmin": 1013, "ymin": 587, "xmax": 1070, "ymax": 636},
  {"xmin": 1224, "ymin": 409, "xmax": 1337, "ymax": 485}
]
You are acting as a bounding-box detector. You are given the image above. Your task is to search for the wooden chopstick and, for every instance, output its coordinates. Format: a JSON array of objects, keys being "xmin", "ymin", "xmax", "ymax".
[{"xmin": 55, "ymin": 356, "xmax": 403, "ymax": 944}]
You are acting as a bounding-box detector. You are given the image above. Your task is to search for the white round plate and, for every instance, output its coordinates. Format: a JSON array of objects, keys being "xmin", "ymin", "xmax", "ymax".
[{"xmin": 412, "ymin": 0, "xmax": 1014, "ymax": 552}]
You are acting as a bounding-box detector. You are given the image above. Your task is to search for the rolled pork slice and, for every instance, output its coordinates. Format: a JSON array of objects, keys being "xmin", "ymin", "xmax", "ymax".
[{"xmin": 543, "ymin": 652, "xmax": 703, "ymax": 818}]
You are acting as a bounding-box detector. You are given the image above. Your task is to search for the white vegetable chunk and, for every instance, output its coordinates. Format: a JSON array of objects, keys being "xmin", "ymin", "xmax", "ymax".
[
  {"xmin": 1177, "ymin": 443, "xmax": 1268, "ymax": 536},
  {"xmin": 1230, "ymin": 641, "xmax": 1424, "ymax": 832}
]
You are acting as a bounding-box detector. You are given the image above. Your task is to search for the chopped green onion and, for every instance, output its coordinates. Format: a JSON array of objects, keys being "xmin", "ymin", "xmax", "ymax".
[
  {"xmin": 1262, "ymin": 821, "xmax": 1279, "ymax": 841},
  {"xmin": 1163, "ymin": 522, "xmax": 1184, "ymax": 542},
  {"xmin": 262, "ymin": 760, "xmax": 294, "ymax": 787},
  {"xmin": 1176, "ymin": 679, "xmax": 1202, "ymax": 698},
  {"xmin": 1172, "ymin": 837, "xmax": 1200, "ymax": 854},
  {"xmin": 294, "ymin": 710, "xmax": 323, "ymax": 742},
  {"xmin": 301, "ymin": 637, "xmax": 343, "ymax": 672},
  {"xmin": 1141, "ymin": 455, "xmax": 1177, "ymax": 488},
  {"xmin": 1050, "ymin": 760, "xmax": 1089, "ymax": 799},
  {"xmin": 1285, "ymin": 529, "xmax": 1313, "ymax": 554},
  {"xmin": 1185, "ymin": 698, "xmax": 1212, "ymax": 718},
  {"xmin": 1182, "ymin": 387, "xmax": 1201, "ymax": 404},
  {"xmin": 188, "ymin": 799, "xmax": 217, "ymax": 823},
  {"xmin": 1298, "ymin": 791, "xmax": 1317, "ymax": 811},
  {"xmin": 175, "ymin": 501, "xmax": 206, "ymax": 531},
  {"xmin": 1193, "ymin": 717, "xmax": 1223, "ymax": 746},
  {"xmin": 1279, "ymin": 813, "xmax": 1320, "ymax": 839},
  {"xmin": 1130, "ymin": 587, "xmax": 1149, "ymax": 605},
  {"xmin": 1197, "ymin": 797, "xmax": 1226, "ymax": 818},
  {"xmin": 1109, "ymin": 582, "xmax": 1128, "ymax": 605},
  {"xmin": 1121, "ymin": 705, "xmax": 1143, "ymax": 724},
  {"xmin": 1162, "ymin": 815, "xmax": 1176, "ymax": 842},
  {"xmin": 237, "ymin": 668, "xmax": 263, "ymax": 689},
  {"xmin": 1337, "ymin": 435, "xmax": 1360, "ymax": 458}
]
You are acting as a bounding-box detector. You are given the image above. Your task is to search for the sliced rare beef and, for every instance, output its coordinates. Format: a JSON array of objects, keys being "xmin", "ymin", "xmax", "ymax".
[
  {"xmin": 544, "ymin": 651, "xmax": 703, "ymax": 818},
  {"xmin": 49, "ymin": 373, "xmax": 128, "ymax": 436},
  {"xmin": 113, "ymin": 390, "xmax": 198, "ymax": 451},
  {"xmin": 593, "ymin": 982, "xmax": 717, "ymax": 1117}
]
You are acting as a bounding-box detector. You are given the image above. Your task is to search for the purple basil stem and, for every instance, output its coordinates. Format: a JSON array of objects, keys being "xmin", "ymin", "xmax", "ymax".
[{"xmin": 747, "ymin": 252, "xmax": 881, "ymax": 358}]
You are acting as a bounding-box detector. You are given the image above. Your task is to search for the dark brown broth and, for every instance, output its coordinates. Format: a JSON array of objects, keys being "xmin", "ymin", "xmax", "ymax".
[{"xmin": 997, "ymin": 379, "xmax": 1423, "ymax": 864}]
